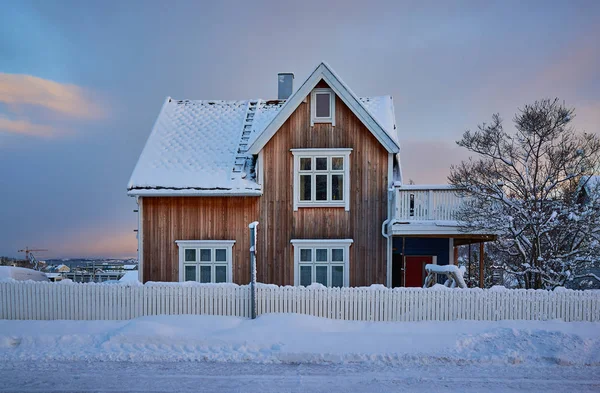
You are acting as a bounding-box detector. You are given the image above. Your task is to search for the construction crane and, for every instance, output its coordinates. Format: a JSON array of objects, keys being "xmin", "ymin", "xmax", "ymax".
[{"xmin": 17, "ymin": 247, "xmax": 48, "ymax": 271}]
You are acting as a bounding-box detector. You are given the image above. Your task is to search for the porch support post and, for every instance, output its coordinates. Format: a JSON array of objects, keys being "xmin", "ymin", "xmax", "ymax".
[
  {"xmin": 453, "ymin": 244, "xmax": 459, "ymax": 266},
  {"xmin": 468, "ymin": 243, "xmax": 472, "ymax": 284},
  {"xmin": 479, "ymin": 242, "xmax": 484, "ymax": 288}
]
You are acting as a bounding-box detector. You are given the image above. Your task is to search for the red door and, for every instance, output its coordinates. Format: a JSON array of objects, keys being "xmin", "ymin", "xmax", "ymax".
[{"xmin": 404, "ymin": 256, "xmax": 433, "ymax": 287}]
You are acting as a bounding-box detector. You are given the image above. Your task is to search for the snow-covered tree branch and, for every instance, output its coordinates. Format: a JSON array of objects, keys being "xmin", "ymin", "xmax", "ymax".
[{"xmin": 449, "ymin": 99, "xmax": 600, "ymax": 289}]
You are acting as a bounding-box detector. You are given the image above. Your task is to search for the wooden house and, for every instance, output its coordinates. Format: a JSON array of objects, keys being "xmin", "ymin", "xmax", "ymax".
[{"xmin": 128, "ymin": 62, "xmax": 494, "ymax": 287}]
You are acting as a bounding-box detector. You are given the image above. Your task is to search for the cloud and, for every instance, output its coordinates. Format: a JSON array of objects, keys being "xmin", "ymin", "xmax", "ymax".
[
  {"xmin": 0, "ymin": 73, "xmax": 106, "ymax": 138},
  {"xmin": 0, "ymin": 115, "xmax": 57, "ymax": 137},
  {"xmin": 0, "ymin": 73, "xmax": 104, "ymax": 119}
]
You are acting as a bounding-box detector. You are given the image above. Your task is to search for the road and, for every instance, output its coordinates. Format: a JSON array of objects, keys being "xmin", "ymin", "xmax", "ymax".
[{"xmin": 1, "ymin": 361, "xmax": 598, "ymax": 393}]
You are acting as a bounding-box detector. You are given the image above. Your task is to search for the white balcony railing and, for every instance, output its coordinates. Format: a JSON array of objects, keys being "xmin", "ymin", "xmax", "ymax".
[{"xmin": 394, "ymin": 184, "xmax": 464, "ymax": 222}]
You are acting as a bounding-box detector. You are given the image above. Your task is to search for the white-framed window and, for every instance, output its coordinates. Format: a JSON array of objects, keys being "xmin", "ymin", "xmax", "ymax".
[
  {"xmin": 291, "ymin": 148, "xmax": 351, "ymax": 211},
  {"xmin": 291, "ymin": 239, "xmax": 352, "ymax": 287},
  {"xmin": 311, "ymin": 88, "xmax": 335, "ymax": 126},
  {"xmin": 175, "ymin": 240, "xmax": 235, "ymax": 283}
]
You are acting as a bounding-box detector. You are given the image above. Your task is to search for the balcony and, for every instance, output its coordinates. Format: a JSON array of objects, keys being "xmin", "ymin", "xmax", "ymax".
[{"xmin": 391, "ymin": 184, "xmax": 466, "ymax": 236}]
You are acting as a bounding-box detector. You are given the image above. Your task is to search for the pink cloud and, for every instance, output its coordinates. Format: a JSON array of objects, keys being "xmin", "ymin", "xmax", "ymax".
[
  {"xmin": 0, "ymin": 73, "xmax": 104, "ymax": 119},
  {"xmin": 0, "ymin": 115, "xmax": 57, "ymax": 137}
]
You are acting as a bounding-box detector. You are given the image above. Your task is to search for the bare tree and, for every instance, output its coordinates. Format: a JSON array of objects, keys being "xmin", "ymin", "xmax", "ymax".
[{"xmin": 449, "ymin": 99, "xmax": 600, "ymax": 289}]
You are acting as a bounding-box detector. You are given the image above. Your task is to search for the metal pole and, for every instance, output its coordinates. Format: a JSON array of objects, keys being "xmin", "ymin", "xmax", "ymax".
[{"xmin": 248, "ymin": 221, "xmax": 259, "ymax": 319}]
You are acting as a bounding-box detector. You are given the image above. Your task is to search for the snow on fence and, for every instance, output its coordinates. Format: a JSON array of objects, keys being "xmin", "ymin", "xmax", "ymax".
[{"xmin": 1, "ymin": 281, "xmax": 599, "ymax": 322}]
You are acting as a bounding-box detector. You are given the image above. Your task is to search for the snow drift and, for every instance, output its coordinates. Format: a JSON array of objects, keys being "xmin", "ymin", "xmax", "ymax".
[{"xmin": 0, "ymin": 314, "xmax": 598, "ymax": 366}]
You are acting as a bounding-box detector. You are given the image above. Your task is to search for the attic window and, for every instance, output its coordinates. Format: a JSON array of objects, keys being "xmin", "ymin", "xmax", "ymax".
[{"xmin": 311, "ymin": 88, "xmax": 335, "ymax": 126}]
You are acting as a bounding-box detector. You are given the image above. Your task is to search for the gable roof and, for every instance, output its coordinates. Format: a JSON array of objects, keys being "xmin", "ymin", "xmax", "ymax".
[
  {"xmin": 247, "ymin": 62, "xmax": 400, "ymax": 155},
  {"xmin": 127, "ymin": 63, "xmax": 400, "ymax": 196}
]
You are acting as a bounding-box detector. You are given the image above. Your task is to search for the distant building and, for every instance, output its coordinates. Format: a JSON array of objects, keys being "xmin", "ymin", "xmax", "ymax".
[{"xmin": 56, "ymin": 264, "xmax": 70, "ymax": 273}]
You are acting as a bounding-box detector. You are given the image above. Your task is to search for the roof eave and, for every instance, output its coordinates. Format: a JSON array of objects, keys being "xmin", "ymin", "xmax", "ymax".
[{"xmin": 127, "ymin": 188, "xmax": 263, "ymax": 197}]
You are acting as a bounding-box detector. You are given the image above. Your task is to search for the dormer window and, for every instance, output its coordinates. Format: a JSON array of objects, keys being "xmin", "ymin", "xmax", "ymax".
[{"xmin": 311, "ymin": 88, "xmax": 335, "ymax": 126}]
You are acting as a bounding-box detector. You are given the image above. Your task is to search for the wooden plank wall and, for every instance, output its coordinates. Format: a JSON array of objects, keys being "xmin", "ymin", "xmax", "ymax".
[
  {"xmin": 259, "ymin": 80, "xmax": 389, "ymax": 286},
  {"xmin": 142, "ymin": 197, "xmax": 259, "ymax": 283},
  {"xmin": 142, "ymin": 80, "xmax": 390, "ymax": 286}
]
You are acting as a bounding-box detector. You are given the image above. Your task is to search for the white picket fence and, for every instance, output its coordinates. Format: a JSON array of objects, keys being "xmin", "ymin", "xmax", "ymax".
[
  {"xmin": 1, "ymin": 281, "xmax": 599, "ymax": 322},
  {"xmin": 0, "ymin": 282, "xmax": 251, "ymax": 320}
]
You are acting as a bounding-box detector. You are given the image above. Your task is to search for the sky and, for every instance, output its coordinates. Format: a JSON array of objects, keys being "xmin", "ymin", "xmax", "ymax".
[{"xmin": 0, "ymin": 0, "xmax": 599, "ymax": 259}]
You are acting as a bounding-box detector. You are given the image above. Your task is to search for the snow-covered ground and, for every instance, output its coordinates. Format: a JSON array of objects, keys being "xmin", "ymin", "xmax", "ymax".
[
  {"xmin": 0, "ymin": 314, "xmax": 599, "ymax": 392},
  {"xmin": 1, "ymin": 314, "xmax": 598, "ymax": 365}
]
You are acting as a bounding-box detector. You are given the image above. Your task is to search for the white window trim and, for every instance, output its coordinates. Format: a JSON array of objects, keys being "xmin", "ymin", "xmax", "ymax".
[
  {"xmin": 311, "ymin": 88, "xmax": 335, "ymax": 126},
  {"xmin": 175, "ymin": 240, "xmax": 235, "ymax": 283},
  {"xmin": 291, "ymin": 239, "xmax": 353, "ymax": 287},
  {"xmin": 291, "ymin": 148, "xmax": 351, "ymax": 211}
]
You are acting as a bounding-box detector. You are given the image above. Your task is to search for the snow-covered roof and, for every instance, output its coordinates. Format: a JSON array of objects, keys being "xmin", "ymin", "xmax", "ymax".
[
  {"xmin": 128, "ymin": 63, "xmax": 399, "ymax": 196},
  {"xmin": 119, "ymin": 271, "xmax": 139, "ymax": 283}
]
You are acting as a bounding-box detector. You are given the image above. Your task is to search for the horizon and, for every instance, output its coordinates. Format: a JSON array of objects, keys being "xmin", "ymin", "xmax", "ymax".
[{"xmin": 1, "ymin": 0, "xmax": 599, "ymax": 259}]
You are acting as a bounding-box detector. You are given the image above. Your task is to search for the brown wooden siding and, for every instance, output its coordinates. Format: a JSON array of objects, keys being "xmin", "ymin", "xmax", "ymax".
[
  {"xmin": 142, "ymin": 81, "xmax": 390, "ymax": 286},
  {"xmin": 258, "ymin": 82, "xmax": 389, "ymax": 286},
  {"xmin": 141, "ymin": 196, "xmax": 258, "ymax": 283}
]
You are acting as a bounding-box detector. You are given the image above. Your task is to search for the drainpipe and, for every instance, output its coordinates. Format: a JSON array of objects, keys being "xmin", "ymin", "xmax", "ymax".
[
  {"xmin": 381, "ymin": 188, "xmax": 394, "ymax": 239},
  {"xmin": 382, "ymin": 188, "xmax": 394, "ymax": 287}
]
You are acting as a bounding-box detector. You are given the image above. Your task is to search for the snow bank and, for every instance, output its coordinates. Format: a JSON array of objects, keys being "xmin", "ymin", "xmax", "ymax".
[
  {"xmin": 0, "ymin": 266, "xmax": 49, "ymax": 282},
  {"xmin": 0, "ymin": 314, "xmax": 598, "ymax": 366}
]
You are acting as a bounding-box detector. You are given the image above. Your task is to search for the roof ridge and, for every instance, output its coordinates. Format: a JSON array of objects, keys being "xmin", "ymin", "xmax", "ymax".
[
  {"xmin": 246, "ymin": 63, "xmax": 400, "ymax": 154},
  {"xmin": 172, "ymin": 99, "xmax": 250, "ymax": 105}
]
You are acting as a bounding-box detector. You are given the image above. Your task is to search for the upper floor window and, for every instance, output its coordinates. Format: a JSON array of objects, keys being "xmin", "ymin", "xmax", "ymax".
[
  {"xmin": 311, "ymin": 88, "xmax": 335, "ymax": 126},
  {"xmin": 291, "ymin": 149, "xmax": 351, "ymax": 211},
  {"xmin": 175, "ymin": 240, "xmax": 235, "ymax": 283}
]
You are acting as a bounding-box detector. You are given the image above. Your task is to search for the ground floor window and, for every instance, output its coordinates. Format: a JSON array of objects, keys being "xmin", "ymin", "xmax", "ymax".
[
  {"xmin": 175, "ymin": 240, "xmax": 235, "ymax": 283},
  {"xmin": 291, "ymin": 239, "xmax": 352, "ymax": 287}
]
